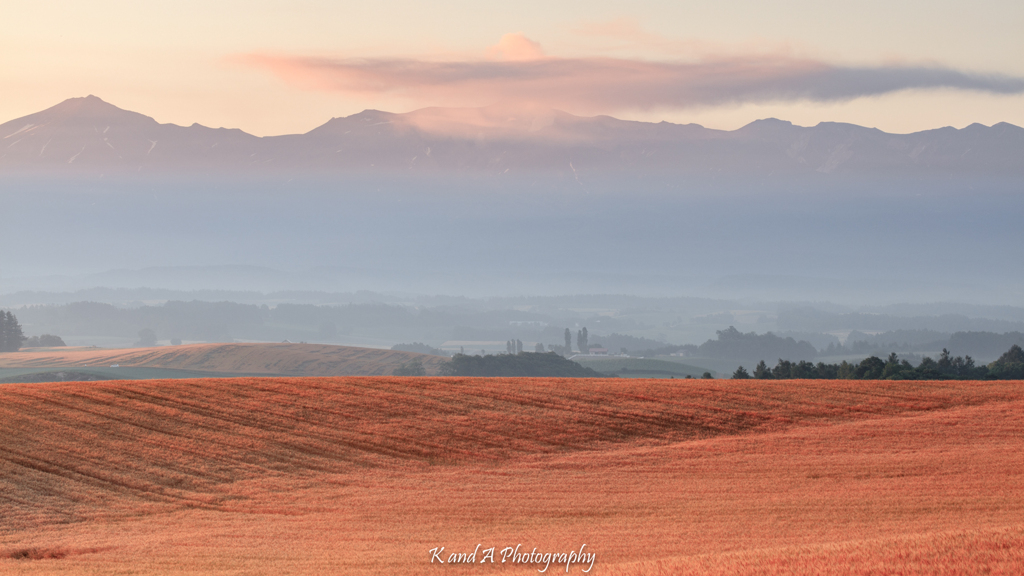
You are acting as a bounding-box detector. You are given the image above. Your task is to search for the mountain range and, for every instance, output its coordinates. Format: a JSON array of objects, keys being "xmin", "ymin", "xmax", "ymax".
[{"xmin": 2, "ymin": 95, "xmax": 1022, "ymax": 177}]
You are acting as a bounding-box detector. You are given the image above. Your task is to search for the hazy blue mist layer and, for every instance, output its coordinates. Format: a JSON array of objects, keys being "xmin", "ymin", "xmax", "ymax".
[{"xmin": 3, "ymin": 173, "xmax": 1022, "ymax": 305}]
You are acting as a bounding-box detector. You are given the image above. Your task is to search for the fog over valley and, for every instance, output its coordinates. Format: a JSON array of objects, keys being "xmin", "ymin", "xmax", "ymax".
[{"xmin": 4, "ymin": 171, "xmax": 1022, "ymax": 303}]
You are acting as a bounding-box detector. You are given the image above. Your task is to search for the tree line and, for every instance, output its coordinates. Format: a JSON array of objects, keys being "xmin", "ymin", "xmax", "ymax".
[
  {"xmin": 732, "ymin": 345, "xmax": 1024, "ymax": 380},
  {"xmin": 391, "ymin": 342, "xmax": 450, "ymax": 356},
  {"xmin": 0, "ymin": 310, "xmax": 66, "ymax": 351},
  {"xmin": 624, "ymin": 326, "xmax": 1024, "ymax": 364},
  {"xmin": 438, "ymin": 352, "xmax": 603, "ymax": 377}
]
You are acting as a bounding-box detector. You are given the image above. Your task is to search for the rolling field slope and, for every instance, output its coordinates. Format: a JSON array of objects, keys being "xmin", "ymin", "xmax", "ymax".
[
  {"xmin": 1, "ymin": 377, "xmax": 1023, "ymax": 574},
  {"xmin": 0, "ymin": 343, "xmax": 448, "ymax": 377}
]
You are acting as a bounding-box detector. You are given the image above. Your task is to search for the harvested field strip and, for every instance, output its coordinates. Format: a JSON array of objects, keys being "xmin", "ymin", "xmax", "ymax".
[
  {"xmin": 0, "ymin": 343, "xmax": 449, "ymax": 376},
  {"xmin": 616, "ymin": 525, "xmax": 1024, "ymax": 575},
  {"xmin": 2, "ymin": 377, "xmax": 1022, "ymax": 534},
  {"xmin": 0, "ymin": 366, "xmax": 273, "ymax": 384},
  {"xmin": 1, "ymin": 388, "xmax": 1022, "ymax": 574}
]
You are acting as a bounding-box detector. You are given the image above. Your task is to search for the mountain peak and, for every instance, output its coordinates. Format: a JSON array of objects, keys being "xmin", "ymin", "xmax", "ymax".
[
  {"xmin": 736, "ymin": 118, "xmax": 799, "ymax": 136},
  {"xmin": 52, "ymin": 94, "xmax": 124, "ymax": 113},
  {"xmin": 15, "ymin": 95, "xmax": 160, "ymax": 129}
]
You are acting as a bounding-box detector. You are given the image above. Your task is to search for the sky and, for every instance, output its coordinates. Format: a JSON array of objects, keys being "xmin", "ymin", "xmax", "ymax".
[{"xmin": 2, "ymin": 0, "xmax": 1023, "ymax": 136}]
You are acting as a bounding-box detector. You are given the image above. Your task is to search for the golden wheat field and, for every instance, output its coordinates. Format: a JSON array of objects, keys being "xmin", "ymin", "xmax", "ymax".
[{"xmin": 1, "ymin": 376, "xmax": 1022, "ymax": 574}]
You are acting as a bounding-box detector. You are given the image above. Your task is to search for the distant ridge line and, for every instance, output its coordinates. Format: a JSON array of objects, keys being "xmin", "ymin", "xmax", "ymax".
[{"xmin": 1, "ymin": 95, "xmax": 1022, "ymax": 177}]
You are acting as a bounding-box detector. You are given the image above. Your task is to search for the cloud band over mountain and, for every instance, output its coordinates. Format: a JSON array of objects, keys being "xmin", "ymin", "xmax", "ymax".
[{"xmin": 242, "ymin": 49, "xmax": 1024, "ymax": 113}]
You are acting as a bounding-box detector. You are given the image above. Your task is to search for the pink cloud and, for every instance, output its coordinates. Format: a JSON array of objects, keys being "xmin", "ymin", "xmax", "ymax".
[
  {"xmin": 239, "ymin": 35, "xmax": 1024, "ymax": 115},
  {"xmin": 485, "ymin": 33, "xmax": 546, "ymax": 62}
]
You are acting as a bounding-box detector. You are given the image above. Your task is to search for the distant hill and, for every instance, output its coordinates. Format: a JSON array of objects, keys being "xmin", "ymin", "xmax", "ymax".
[
  {"xmin": 0, "ymin": 343, "xmax": 449, "ymax": 377},
  {"xmin": 2, "ymin": 95, "xmax": 1022, "ymax": 177}
]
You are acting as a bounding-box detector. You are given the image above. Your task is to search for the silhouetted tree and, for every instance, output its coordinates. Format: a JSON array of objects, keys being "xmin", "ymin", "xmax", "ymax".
[
  {"xmin": 564, "ymin": 328, "xmax": 572, "ymax": 355},
  {"xmin": 855, "ymin": 356, "xmax": 886, "ymax": 379},
  {"xmin": 773, "ymin": 359, "xmax": 793, "ymax": 379},
  {"xmin": 0, "ymin": 311, "xmax": 26, "ymax": 352},
  {"xmin": 989, "ymin": 344, "xmax": 1024, "ymax": 379},
  {"xmin": 577, "ymin": 327, "xmax": 589, "ymax": 354},
  {"xmin": 837, "ymin": 360, "xmax": 856, "ymax": 379},
  {"xmin": 732, "ymin": 366, "xmax": 750, "ymax": 379},
  {"xmin": 753, "ymin": 360, "xmax": 771, "ymax": 379},
  {"xmin": 791, "ymin": 360, "xmax": 816, "ymax": 379},
  {"xmin": 393, "ymin": 358, "xmax": 426, "ymax": 376},
  {"xmin": 938, "ymin": 348, "xmax": 953, "ymax": 373},
  {"xmin": 135, "ymin": 328, "xmax": 157, "ymax": 347},
  {"xmin": 915, "ymin": 356, "xmax": 943, "ymax": 379},
  {"xmin": 815, "ymin": 361, "xmax": 839, "ymax": 379}
]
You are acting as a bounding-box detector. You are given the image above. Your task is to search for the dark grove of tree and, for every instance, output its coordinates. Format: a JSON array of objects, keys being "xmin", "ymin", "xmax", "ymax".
[
  {"xmin": 22, "ymin": 334, "xmax": 66, "ymax": 348},
  {"xmin": 439, "ymin": 352, "xmax": 603, "ymax": 377},
  {"xmin": 392, "ymin": 358, "xmax": 427, "ymax": 376},
  {"xmin": 732, "ymin": 345, "xmax": 1024, "ymax": 380},
  {"xmin": 391, "ymin": 342, "xmax": 450, "ymax": 356}
]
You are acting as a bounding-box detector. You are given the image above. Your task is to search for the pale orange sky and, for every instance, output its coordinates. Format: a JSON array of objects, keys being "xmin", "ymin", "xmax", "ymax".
[{"xmin": 2, "ymin": 0, "xmax": 1023, "ymax": 136}]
